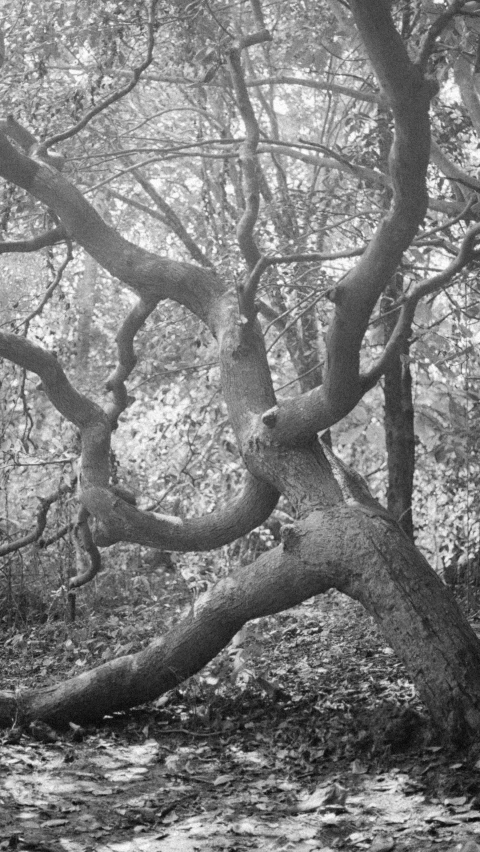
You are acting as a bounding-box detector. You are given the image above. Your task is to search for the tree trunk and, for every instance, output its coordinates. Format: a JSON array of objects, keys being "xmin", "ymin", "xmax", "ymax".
[
  {"xmin": 382, "ymin": 274, "xmax": 415, "ymax": 539},
  {"xmin": 2, "ymin": 495, "xmax": 480, "ymax": 744}
]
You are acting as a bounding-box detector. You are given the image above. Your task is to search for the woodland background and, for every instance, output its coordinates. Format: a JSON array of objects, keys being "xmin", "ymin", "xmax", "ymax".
[
  {"xmin": 2, "ymin": 0, "xmax": 480, "ymax": 627},
  {"xmin": 4, "ymin": 2, "xmax": 480, "ymax": 849}
]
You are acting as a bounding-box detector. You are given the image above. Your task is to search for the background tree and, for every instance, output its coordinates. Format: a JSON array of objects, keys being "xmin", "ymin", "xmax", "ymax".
[{"xmin": 3, "ymin": 0, "xmax": 480, "ymax": 742}]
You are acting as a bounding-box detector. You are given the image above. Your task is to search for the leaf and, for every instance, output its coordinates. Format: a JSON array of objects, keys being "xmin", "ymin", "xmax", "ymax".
[{"xmin": 213, "ymin": 773, "xmax": 235, "ymax": 786}]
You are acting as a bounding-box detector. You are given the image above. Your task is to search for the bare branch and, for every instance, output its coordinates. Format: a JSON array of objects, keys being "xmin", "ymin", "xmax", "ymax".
[
  {"xmin": 42, "ymin": 0, "xmax": 158, "ymax": 150},
  {"xmin": 430, "ymin": 139, "xmax": 480, "ymax": 194},
  {"xmin": 39, "ymin": 523, "xmax": 73, "ymax": 548},
  {"xmin": 0, "ymin": 332, "xmax": 279, "ymax": 550},
  {"xmin": 109, "ymin": 187, "xmax": 213, "ymax": 268},
  {"xmin": 0, "ymin": 130, "xmax": 224, "ymax": 323},
  {"xmin": 69, "ymin": 508, "xmax": 102, "ymax": 589},
  {"xmin": 0, "ymin": 227, "xmax": 66, "ymax": 253},
  {"xmin": 129, "ymin": 169, "xmax": 214, "ymax": 268},
  {"xmin": 105, "ymin": 296, "xmax": 159, "ymax": 429},
  {"xmin": 227, "ymin": 31, "xmax": 271, "ymax": 294},
  {"xmin": 261, "ymin": 0, "xmax": 434, "ymax": 442},
  {"xmin": 83, "ymin": 473, "xmax": 279, "ymax": 551},
  {"xmin": 362, "ymin": 222, "xmax": 480, "ymax": 389},
  {"xmin": 246, "ymin": 74, "xmax": 379, "ymax": 104},
  {"xmin": 0, "ymin": 333, "xmax": 112, "ymax": 493},
  {"xmin": 0, "ymin": 480, "xmax": 75, "ymax": 557},
  {"xmin": 18, "ymin": 241, "xmax": 73, "ymax": 332}
]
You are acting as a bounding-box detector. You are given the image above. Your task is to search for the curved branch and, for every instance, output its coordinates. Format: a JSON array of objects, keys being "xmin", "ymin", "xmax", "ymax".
[
  {"xmin": 0, "ymin": 130, "xmax": 224, "ymax": 325},
  {"xmin": 105, "ymin": 296, "xmax": 159, "ymax": 428},
  {"xmin": 69, "ymin": 509, "xmax": 103, "ymax": 589},
  {"xmin": 43, "ymin": 0, "xmax": 158, "ymax": 150},
  {"xmin": 227, "ymin": 33, "xmax": 270, "ymax": 282},
  {"xmin": 83, "ymin": 473, "xmax": 279, "ymax": 551},
  {"xmin": 261, "ymin": 140, "xmax": 476, "ymax": 218},
  {"xmin": 0, "ymin": 333, "xmax": 112, "ymax": 492},
  {"xmin": 0, "ymin": 332, "xmax": 279, "ymax": 551},
  {"xmin": 0, "ymin": 481, "xmax": 75, "ymax": 557},
  {"xmin": 260, "ymin": 0, "xmax": 434, "ymax": 443}
]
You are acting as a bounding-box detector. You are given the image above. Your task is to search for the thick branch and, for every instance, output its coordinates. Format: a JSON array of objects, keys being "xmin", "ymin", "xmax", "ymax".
[
  {"xmin": 69, "ymin": 509, "xmax": 103, "ymax": 590},
  {"xmin": 83, "ymin": 474, "xmax": 278, "ymax": 551},
  {"xmin": 2, "ymin": 505, "xmax": 480, "ymax": 745},
  {"xmin": 0, "ymin": 332, "xmax": 279, "ymax": 551},
  {"xmin": 260, "ymin": 0, "xmax": 433, "ymax": 443},
  {"xmin": 0, "ymin": 332, "xmax": 111, "ymax": 491},
  {"xmin": 0, "ymin": 130, "xmax": 223, "ymax": 324}
]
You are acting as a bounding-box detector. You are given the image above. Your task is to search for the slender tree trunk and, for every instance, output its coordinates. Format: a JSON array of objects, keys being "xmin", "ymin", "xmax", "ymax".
[
  {"xmin": 377, "ymin": 105, "xmax": 415, "ymax": 539},
  {"xmin": 382, "ymin": 274, "xmax": 415, "ymax": 539}
]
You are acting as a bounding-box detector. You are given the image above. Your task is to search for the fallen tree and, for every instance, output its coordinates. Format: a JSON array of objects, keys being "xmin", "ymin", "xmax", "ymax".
[{"xmin": 2, "ymin": 0, "xmax": 480, "ymax": 743}]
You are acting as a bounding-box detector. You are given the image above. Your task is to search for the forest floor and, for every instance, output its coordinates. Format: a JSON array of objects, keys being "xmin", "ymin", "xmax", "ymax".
[{"xmin": 2, "ymin": 580, "xmax": 480, "ymax": 852}]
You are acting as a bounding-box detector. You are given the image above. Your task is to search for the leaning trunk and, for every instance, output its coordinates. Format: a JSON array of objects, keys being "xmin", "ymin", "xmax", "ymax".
[{"xmin": 2, "ymin": 499, "xmax": 480, "ymax": 744}]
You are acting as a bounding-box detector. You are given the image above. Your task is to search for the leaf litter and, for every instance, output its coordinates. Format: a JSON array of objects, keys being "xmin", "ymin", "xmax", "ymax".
[{"xmin": 2, "ymin": 590, "xmax": 480, "ymax": 850}]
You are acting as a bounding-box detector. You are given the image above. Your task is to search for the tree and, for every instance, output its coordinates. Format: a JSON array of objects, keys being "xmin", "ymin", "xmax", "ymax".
[{"xmin": 2, "ymin": 0, "xmax": 480, "ymax": 743}]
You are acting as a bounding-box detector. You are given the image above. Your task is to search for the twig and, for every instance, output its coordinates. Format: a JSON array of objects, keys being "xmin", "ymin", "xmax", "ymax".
[
  {"xmin": 0, "ymin": 480, "xmax": 75, "ymax": 557},
  {"xmin": 16, "ymin": 241, "xmax": 73, "ymax": 333}
]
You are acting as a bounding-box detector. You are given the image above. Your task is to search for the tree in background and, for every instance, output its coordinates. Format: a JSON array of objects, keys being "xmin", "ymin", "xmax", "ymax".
[{"xmin": 3, "ymin": 0, "xmax": 480, "ymax": 741}]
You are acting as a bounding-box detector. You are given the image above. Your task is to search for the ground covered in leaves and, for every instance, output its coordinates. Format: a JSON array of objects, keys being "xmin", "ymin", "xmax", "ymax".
[{"xmin": 2, "ymin": 584, "xmax": 480, "ymax": 852}]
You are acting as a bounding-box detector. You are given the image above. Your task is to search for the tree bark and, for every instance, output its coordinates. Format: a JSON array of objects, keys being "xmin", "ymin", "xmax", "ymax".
[
  {"xmin": 1, "ymin": 0, "xmax": 480, "ymax": 747},
  {"xmin": 1, "ymin": 498, "xmax": 480, "ymax": 743}
]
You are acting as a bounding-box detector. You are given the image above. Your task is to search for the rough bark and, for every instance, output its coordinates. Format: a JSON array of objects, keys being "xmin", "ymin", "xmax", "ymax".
[
  {"xmin": 1, "ymin": 0, "xmax": 480, "ymax": 745},
  {"xmin": 1, "ymin": 502, "xmax": 480, "ymax": 744}
]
